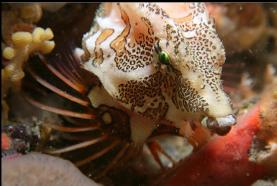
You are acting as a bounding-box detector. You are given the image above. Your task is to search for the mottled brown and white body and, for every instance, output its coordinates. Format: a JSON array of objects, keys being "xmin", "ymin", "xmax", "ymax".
[{"xmin": 80, "ymin": 3, "xmax": 236, "ymax": 144}]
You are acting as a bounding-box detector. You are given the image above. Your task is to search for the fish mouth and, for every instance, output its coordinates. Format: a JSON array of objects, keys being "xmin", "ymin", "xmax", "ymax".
[{"xmin": 201, "ymin": 114, "xmax": 236, "ymax": 135}]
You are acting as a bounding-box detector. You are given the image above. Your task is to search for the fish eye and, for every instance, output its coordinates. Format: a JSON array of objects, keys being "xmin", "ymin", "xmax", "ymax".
[
  {"xmin": 154, "ymin": 40, "xmax": 170, "ymax": 65},
  {"xmin": 158, "ymin": 51, "xmax": 170, "ymax": 65}
]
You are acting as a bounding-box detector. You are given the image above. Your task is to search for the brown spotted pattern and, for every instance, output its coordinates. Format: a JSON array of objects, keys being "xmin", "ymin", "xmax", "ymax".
[
  {"xmin": 172, "ymin": 72, "xmax": 209, "ymax": 113},
  {"xmin": 116, "ymin": 71, "xmax": 169, "ymax": 121},
  {"xmin": 139, "ymin": 3, "xmax": 169, "ymax": 19},
  {"xmin": 111, "ymin": 5, "xmax": 156, "ymax": 72},
  {"xmin": 114, "ymin": 3, "xmax": 225, "ymax": 119},
  {"xmin": 116, "ymin": 65, "xmax": 210, "ymax": 120},
  {"xmin": 180, "ymin": 18, "xmax": 225, "ymax": 100},
  {"xmin": 164, "ymin": 3, "xmax": 226, "ymax": 100}
]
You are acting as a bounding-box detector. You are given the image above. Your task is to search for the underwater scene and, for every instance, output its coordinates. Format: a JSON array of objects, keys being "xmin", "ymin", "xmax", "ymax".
[{"xmin": 1, "ymin": 3, "xmax": 277, "ymax": 186}]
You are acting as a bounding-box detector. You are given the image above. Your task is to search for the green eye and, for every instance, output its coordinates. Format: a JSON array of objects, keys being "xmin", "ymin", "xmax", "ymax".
[{"xmin": 158, "ymin": 51, "xmax": 170, "ymax": 65}]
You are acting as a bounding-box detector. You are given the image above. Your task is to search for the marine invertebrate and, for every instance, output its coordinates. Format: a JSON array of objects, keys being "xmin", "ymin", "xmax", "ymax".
[
  {"xmin": 2, "ymin": 27, "xmax": 55, "ymax": 82},
  {"xmin": 1, "ymin": 3, "xmax": 43, "ymax": 44}
]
